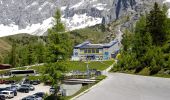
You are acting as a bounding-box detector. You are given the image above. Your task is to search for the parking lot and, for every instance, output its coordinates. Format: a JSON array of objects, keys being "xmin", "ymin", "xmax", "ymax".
[{"xmin": 0, "ymin": 83, "xmax": 50, "ymax": 100}]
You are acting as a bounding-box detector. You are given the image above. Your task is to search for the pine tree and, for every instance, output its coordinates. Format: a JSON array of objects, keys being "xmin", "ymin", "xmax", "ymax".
[
  {"xmin": 47, "ymin": 9, "xmax": 72, "ymax": 63},
  {"xmin": 146, "ymin": 2, "xmax": 167, "ymax": 45},
  {"xmin": 10, "ymin": 41, "xmax": 17, "ymax": 68},
  {"xmin": 44, "ymin": 9, "xmax": 72, "ymax": 90}
]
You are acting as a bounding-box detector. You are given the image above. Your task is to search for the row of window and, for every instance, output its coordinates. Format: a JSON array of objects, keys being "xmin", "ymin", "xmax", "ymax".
[{"xmin": 81, "ymin": 49, "xmax": 100, "ymax": 54}]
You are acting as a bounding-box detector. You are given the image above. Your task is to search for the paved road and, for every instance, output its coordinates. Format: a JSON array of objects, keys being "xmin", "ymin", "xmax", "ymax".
[{"xmin": 75, "ymin": 73, "xmax": 170, "ymax": 100}]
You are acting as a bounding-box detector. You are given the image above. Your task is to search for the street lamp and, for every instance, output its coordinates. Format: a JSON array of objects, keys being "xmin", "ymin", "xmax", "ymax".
[{"xmin": 85, "ymin": 59, "xmax": 90, "ymax": 79}]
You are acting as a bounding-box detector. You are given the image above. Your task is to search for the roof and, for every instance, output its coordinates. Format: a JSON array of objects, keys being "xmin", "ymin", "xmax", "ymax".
[
  {"xmin": 74, "ymin": 40, "xmax": 119, "ymax": 49},
  {"xmin": 80, "ymin": 44, "xmax": 103, "ymax": 49},
  {"xmin": 75, "ymin": 41, "xmax": 90, "ymax": 48},
  {"xmin": 103, "ymin": 41, "xmax": 119, "ymax": 48}
]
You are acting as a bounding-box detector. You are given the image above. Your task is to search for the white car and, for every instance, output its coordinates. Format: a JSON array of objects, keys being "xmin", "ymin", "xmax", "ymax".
[{"xmin": 0, "ymin": 90, "xmax": 14, "ymax": 99}]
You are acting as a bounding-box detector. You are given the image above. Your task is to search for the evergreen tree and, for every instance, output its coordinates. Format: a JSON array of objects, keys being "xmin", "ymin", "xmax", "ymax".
[
  {"xmin": 10, "ymin": 41, "xmax": 17, "ymax": 67},
  {"xmin": 44, "ymin": 9, "xmax": 72, "ymax": 92},
  {"xmin": 146, "ymin": 2, "xmax": 167, "ymax": 45},
  {"xmin": 101, "ymin": 17, "xmax": 106, "ymax": 32},
  {"xmin": 47, "ymin": 9, "xmax": 72, "ymax": 62}
]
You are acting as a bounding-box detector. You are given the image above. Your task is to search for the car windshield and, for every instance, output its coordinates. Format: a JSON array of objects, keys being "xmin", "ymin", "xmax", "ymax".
[{"xmin": 22, "ymin": 85, "xmax": 29, "ymax": 87}]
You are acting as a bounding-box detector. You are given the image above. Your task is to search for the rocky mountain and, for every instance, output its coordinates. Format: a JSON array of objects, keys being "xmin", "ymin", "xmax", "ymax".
[{"xmin": 0, "ymin": 0, "xmax": 168, "ymax": 37}]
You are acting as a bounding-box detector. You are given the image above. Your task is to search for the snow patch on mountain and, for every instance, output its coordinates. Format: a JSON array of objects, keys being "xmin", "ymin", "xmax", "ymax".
[
  {"xmin": 0, "ymin": 17, "xmax": 54, "ymax": 37},
  {"xmin": 93, "ymin": 3, "xmax": 107, "ymax": 10},
  {"xmin": 0, "ymin": 13, "xmax": 102, "ymax": 37},
  {"xmin": 164, "ymin": 0, "xmax": 170, "ymax": 18},
  {"xmin": 62, "ymin": 14, "xmax": 102, "ymax": 31},
  {"xmin": 164, "ymin": 0, "xmax": 170, "ymax": 3},
  {"xmin": 61, "ymin": 6, "xmax": 67, "ymax": 11},
  {"xmin": 167, "ymin": 9, "xmax": 170, "ymax": 18}
]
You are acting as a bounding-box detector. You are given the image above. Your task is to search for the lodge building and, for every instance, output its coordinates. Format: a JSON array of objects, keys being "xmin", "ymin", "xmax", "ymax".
[{"xmin": 71, "ymin": 40, "xmax": 120, "ymax": 61}]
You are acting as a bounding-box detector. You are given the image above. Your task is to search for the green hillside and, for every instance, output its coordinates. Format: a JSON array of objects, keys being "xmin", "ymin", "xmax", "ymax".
[{"xmin": 0, "ymin": 39, "xmax": 11, "ymax": 63}]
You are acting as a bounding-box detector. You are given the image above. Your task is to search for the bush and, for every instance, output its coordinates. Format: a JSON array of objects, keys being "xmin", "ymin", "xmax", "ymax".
[
  {"xmin": 149, "ymin": 66, "xmax": 161, "ymax": 75},
  {"xmin": 138, "ymin": 67, "xmax": 150, "ymax": 76},
  {"xmin": 135, "ymin": 66, "xmax": 144, "ymax": 73}
]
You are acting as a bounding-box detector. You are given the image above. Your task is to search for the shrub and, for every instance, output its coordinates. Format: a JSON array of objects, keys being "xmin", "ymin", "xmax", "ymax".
[
  {"xmin": 135, "ymin": 66, "xmax": 144, "ymax": 73},
  {"xmin": 149, "ymin": 66, "xmax": 161, "ymax": 75},
  {"xmin": 138, "ymin": 67, "xmax": 150, "ymax": 76}
]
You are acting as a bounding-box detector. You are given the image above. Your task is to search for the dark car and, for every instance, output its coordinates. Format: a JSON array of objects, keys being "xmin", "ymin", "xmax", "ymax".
[
  {"xmin": 17, "ymin": 86, "xmax": 29, "ymax": 93},
  {"xmin": 32, "ymin": 80, "xmax": 40, "ymax": 85},
  {"xmin": 23, "ymin": 79, "xmax": 30, "ymax": 84},
  {"xmin": 4, "ymin": 80, "xmax": 10, "ymax": 84},
  {"xmin": 21, "ymin": 84, "xmax": 35, "ymax": 91},
  {"xmin": 33, "ymin": 92, "xmax": 45, "ymax": 98},
  {"xmin": 22, "ymin": 95, "xmax": 42, "ymax": 100},
  {"xmin": 21, "ymin": 96, "xmax": 32, "ymax": 100},
  {"xmin": 0, "ymin": 94, "xmax": 5, "ymax": 100},
  {"xmin": 30, "ymin": 79, "xmax": 40, "ymax": 85}
]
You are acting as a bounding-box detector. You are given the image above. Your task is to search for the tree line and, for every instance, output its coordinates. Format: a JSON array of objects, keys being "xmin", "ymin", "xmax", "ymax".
[
  {"xmin": 114, "ymin": 3, "xmax": 170, "ymax": 75},
  {"xmin": 3, "ymin": 10, "xmax": 73, "ymax": 69}
]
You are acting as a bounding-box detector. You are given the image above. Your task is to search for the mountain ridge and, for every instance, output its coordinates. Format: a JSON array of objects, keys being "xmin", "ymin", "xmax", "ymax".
[{"xmin": 0, "ymin": 0, "xmax": 168, "ymax": 37}]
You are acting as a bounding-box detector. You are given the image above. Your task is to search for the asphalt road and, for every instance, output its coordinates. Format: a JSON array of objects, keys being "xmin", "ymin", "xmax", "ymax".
[{"xmin": 75, "ymin": 73, "xmax": 170, "ymax": 100}]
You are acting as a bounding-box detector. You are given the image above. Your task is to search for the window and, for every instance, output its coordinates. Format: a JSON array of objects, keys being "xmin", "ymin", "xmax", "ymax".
[
  {"xmin": 96, "ymin": 49, "xmax": 99, "ymax": 53},
  {"xmin": 88, "ymin": 49, "xmax": 91, "ymax": 53},
  {"xmin": 80, "ymin": 49, "xmax": 84, "ymax": 53},
  {"xmin": 92, "ymin": 49, "xmax": 95, "ymax": 53},
  {"xmin": 2, "ymin": 92, "xmax": 8, "ymax": 94},
  {"xmin": 84, "ymin": 49, "xmax": 87, "ymax": 53},
  {"xmin": 11, "ymin": 70, "xmax": 35, "ymax": 75}
]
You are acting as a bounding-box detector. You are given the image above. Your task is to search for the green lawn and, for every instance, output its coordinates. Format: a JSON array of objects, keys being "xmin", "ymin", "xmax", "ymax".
[
  {"xmin": 28, "ymin": 60, "xmax": 114, "ymax": 73},
  {"xmin": 0, "ymin": 60, "xmax": 114, "ymax": 78},
  {"xmin": 28, "ymin": 65, "xmax": 46, "ymax": 73},
  {"xmin": 66, "ymin": 60, "xmax": 114, "ymax": 71}
]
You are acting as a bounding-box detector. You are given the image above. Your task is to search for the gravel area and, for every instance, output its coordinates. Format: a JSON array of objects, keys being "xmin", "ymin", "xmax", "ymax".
[{"xmin": 75, "ymin": 73, "xmax": 170, "ymax": 100}]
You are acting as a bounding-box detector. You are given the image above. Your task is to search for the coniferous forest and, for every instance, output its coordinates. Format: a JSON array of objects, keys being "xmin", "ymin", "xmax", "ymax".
[{"xmin": 113, "ymin": 3, "xmax": 170, "ymax": 76}]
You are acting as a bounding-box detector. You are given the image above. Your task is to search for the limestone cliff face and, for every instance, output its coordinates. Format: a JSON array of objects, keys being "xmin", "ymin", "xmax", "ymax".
[{"xmin": 0, "ymin": 0, "xmax": 164, "ymax": 36}]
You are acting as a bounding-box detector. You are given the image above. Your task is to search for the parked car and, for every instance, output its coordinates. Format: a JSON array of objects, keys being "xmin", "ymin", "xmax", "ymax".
[
  {"xmin": 21, "ymin": 84, "xmax": 35, "ymax": 91},
  {"xmin": 4, "ymin": 80, "xmax": 10, "ymax": 84},
  {"xmin": 49, "ymin": 87, "xmax": 55, "ymax": 94},
  {"xmin": 5, "ymin": 87, "xmax": 17, "ymax": 96},
  {"xmin": 11, "ymin": 84, "xmax": 20, "ymax": 90},
  {"xmin": 0, "ymin": 94, "xmax": 5, "ymax": 100},
  {"xmin": 0, "ymin": 90, "xmax": 14, "ymax": 99},
  {"xmin": 0, "ymin": 80, "xmax": 5, "ymax": 84},
  {"xmin": 32, "ymin": 80, "xmax": 40, "ymax": 85},
  {"xmin": 33, "ymin": 92, "xmax": 45, "ymax": 98},
  {"xmin": 0, "ymin": 88, "xmax": 6, "ymax": 92},
  {"xmin": 21, "ymin": 96, "xmax": 33, "ymax": 100},
  {"xmin": 17, "ymin": 86, "xmax": 29, "ymax": 93},
  {"xmin": 22, "ymin": 95, "xmax": 42, "ymax": 100}
]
